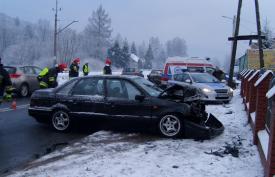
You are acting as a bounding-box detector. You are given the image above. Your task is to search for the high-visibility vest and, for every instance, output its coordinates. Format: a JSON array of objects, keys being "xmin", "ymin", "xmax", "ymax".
[
  {"xmin": 83, "ymin": 64, "xmax": 90, "ymax": 74},
  {"xmin": 39, "ymin": 67, "xmax": 49, "ymax": 77}
]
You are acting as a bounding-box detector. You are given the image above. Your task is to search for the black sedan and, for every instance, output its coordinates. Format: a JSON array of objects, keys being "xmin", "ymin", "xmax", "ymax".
[{"xmin": 29, "ymin": 75, "xmax": 224, "ymax": 139}]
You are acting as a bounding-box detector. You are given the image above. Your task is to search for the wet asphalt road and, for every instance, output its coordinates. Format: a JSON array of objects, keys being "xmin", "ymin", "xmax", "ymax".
[{"xmin": 0, "ymin": 98, "xmax": 89, "ymax": 176}]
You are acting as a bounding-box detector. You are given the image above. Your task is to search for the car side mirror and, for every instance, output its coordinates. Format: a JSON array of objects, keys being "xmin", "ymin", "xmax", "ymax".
[
  {"xmin": 185, "ymin": 79, "xmax": 192, "ymax": 84},
  {"xmin": 135, "ymin": 95, "xmax": 145, "ymax": 102}
]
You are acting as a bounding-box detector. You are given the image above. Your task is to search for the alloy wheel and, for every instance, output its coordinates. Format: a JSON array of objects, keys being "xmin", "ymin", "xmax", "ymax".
[
  {"xmin": 159, "ymin": 115, "xmax": 181, "ymax": 137},
  {"xmin": 52, "ymin": 111, "xmax": 70, "ymax": 131}
]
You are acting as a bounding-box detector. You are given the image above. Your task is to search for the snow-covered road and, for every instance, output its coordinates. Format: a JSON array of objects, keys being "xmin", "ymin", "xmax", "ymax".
[{"xmin": 8, "ymin": 90, "xmax": 263, "ymax": 177}]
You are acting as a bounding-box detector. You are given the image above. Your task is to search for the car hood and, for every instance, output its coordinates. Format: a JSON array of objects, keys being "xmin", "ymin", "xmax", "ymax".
[
  {"xmin": 193, "ymin": 82, "xmax": 229, "ymax": 90},
  {"xmin": 159, "ymin": 84, "xmax": 207, "ymax": 102}
]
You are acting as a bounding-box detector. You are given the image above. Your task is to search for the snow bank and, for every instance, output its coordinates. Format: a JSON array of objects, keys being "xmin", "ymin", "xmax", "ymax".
[
  {"xmin": 244, "ymin": 70, "xmax": 253, "ymax": 79},
  {"xmin": 255, "ymin": 70, "xmax": 273, "ymax": 87},
  {"xmin": 258, "ymin": 130, "xmax": 269, "ymax": 160},
  {"xmin": 251, "ymin": 112, "xmax": 256, "ymax": 124},
  {"xmin": 248, "ymin": 70, "xmax": 259, "ymax": 82},
  {"xmin": 266, "ymin": 86, "xmax": 275, "ymax": 99}
]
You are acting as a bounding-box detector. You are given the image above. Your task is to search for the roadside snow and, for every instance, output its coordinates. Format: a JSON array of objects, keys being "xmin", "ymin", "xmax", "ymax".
[
  {"xmin": 8, "ymin": 90, "xmax": 263, "ymax": 177},
  {"xmin": 266, "ymin": 86, "xmax": 275, "ymax": 99},
  {"xmin": 251, "ymin": 112, "xmax": 256, "ymax": 124},
  {"xmin": 255, "ymin": 70, "xmax": 273, "ymax": 87},
  {"xmin": 258, "ymin": 130, "xmax": 269, "ymax": 160},
  {"xmin": 248, "ymin": 70, "xmax": 259, "ymax": 82}
]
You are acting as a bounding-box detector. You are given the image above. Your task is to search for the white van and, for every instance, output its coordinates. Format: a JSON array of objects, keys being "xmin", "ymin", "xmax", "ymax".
[{"xmin": 161, "ymin": 57, "xmax": 215, "ymax": 85}]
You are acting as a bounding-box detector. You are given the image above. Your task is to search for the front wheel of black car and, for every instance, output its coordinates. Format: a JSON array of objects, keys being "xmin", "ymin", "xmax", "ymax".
[
  {"xmin": 158, "ymin": 114, "xmax": 183, "ymax": 138},
  {"xmin": 52, "ymin": 110, "xmax": 71, "ymax": 132}
]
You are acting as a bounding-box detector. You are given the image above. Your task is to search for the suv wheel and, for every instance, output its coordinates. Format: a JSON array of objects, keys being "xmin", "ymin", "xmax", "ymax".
[
  {"xmin": 20, "ymin": 84, "xmax": 29, "ymax": 97},
  {"xmin": 159, "ymin": 114, "xmax": 183, "ymax": 138},
  {"xmin": 52, "ymin": 110, "xmax": 71, "ymax": 132}
]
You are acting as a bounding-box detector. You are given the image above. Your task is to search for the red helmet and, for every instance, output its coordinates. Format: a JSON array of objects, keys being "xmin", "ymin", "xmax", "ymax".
[
  {"xmin": 105, "ymin": 58, "xmax": 111, "ymax": 65},
  {"xmin": 73, "ymin": 58, "xmax": 80, "ymax": 64},
  {"xmin": 58, "ymin": 63, "xmax": 67, "ymax": 71}
]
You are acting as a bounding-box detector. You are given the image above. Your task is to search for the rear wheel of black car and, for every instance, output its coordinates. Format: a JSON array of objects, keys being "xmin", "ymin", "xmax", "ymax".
[
  {"xmin": 158, "ymin": 114, "xmax": 183, "ymax": 138},
  {"xmin": 52, "ymin": 110, "xmax": 71, "ymax": 132},
  {"xmin": 19, "ymin": 84, "xmax": 29, "ymax": 97}
]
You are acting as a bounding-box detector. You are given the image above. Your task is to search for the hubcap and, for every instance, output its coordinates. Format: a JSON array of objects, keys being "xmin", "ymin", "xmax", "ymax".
[
  {"xmin": 21, "ymin": 85, "xmax": 28, "ymax": 97},
  {"xmin": 159, "ymin": 115, "xmax": 181, "ymax": 137},
  {"xmin": 52, "ymin": 111, "xmax": 70, "ymax": 131}
]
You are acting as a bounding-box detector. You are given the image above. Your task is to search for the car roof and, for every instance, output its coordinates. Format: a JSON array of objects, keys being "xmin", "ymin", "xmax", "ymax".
[{"xmin": 82, "ymin": 75, "xmax": 141, "ymax": 80}]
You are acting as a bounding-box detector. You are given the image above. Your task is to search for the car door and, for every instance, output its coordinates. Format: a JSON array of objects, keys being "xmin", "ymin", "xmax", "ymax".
[
  {"xmin": 68, "ymin": 78, "xmax": 106, "ymax": 118},
  {"xmin": 105, "ymin": 79, "xmax": 152, "ymax": 120}
]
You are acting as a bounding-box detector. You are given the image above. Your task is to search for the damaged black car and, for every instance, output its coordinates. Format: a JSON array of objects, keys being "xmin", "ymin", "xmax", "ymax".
[{"xmin": 29, "ymin": 75, "xmax": 224, "ymax": 139}]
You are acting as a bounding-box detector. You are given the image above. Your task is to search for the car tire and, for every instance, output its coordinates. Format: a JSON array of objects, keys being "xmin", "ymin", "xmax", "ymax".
[
  {"xmin": 158, "ymin": 114, "xmax": 183, "ymax": 138},
  {"xmin": 19, "ymin": 84, "xmax": 29, "ymax": 97},
  {"xmin": 51, "ymin": 110, "xmax": 71, "ymax": 132}
]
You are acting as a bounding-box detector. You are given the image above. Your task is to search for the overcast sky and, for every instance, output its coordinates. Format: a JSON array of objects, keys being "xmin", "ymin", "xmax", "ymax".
[{"xmin": 0, "ymin": 0, "xmax": 274, "ymax": 66}]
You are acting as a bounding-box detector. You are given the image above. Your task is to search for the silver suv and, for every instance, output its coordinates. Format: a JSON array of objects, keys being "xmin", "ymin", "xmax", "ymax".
[{"xmin": 3, "ymin": 66, "xmax": 42, "ymax": 97}]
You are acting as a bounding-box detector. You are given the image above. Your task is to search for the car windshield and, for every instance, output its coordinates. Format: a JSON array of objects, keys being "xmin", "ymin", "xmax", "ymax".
[
  {"xmin": 134, "ymin": 77, "xmax": 162, "ymax": 97},
  {"xmin": 190, "ymin": 73, "xmax": 220, "ymax": 83}
]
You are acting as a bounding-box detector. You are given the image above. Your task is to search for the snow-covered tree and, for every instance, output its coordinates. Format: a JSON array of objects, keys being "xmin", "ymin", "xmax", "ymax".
[
  {"xmin": 84, "ymin": 5, "xmax": 112, "ymax": 60},
  {"xmin": 108, "ymin": 40, "xmax": 122, "ymax": 67},
  {"xmin": 121, "ymin": 40, "xmax": 130, "ymax": 68},
  {"xmin": 130, "ymin": 42, "xmax": 137, "ymax": 55},
  {"xmin": 166, "ymin": 37, "xmax": 187, "ymax": 57},
  {"xmin": 144, "ymin": 45, "xmax": 154, "ymax": 69},
  {"xmin": 262, "ymin": 20, "xmax": 274, "ymax": 49}
]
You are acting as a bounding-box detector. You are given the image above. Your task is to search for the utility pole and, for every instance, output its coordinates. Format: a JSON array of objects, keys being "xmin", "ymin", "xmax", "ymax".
[
  {"xmin": 53, "ymin": 0, "xmax": 61, "ymax": 64},
  {"xmin": 228, "ymin": 0, "xmax": 242, "ymax": 88},
  {"xmin": 254, "ymin": 0, "xmax": 265, "ymax": 68}
]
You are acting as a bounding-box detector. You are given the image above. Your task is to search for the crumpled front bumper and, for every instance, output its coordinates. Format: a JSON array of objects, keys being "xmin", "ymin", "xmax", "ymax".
[{"xmin": 183, "ymin": 113, "xmax": 224, "ymax": 139}]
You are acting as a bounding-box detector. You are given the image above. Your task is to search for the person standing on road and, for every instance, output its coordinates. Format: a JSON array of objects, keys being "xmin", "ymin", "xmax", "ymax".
[
  {"xmin": 103, "ymin": 58, "xmax": 112, "ymax": 75},
  {"xmin": 0, "ymin": 58, "xmax": 13, "ymax": 104},
  {"xmin": 82, "ymin": 62, "xmax": 90, "ymax": 76},
  {"xmin": 69, "ymin": 58, "xmax": 80, "ymax": 79},
  {"xmin": 212, "ymin": 67, "xmax": 225, "ymax": 81},
  {"xmin": 37, "ymin": 63, "xmax": 67, "ymax": 89}
]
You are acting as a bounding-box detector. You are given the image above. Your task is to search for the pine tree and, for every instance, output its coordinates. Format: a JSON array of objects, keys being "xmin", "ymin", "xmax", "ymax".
[
  {"xmin": 84, "ymin": 5, "xmax": 112, "ymax": 59},
  {"xmin": 121, "ymin": 41, "xmax": 130, "ymax": 68},
  {"xmin": 144, "ymin": 45, "xmax": 153, "ymax": 69},
  {"xmin": 130, "ymin": 42, "xmax": 137, "ymax": 55},
  {"xmin": 108, "ymin": 41, "xmax": 122, "ymax": 67}
]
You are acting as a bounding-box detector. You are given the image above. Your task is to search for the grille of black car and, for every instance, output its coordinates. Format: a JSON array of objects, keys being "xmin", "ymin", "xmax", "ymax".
[{"xmin": 215, "ymin": 89, "xmax": 228, "ymax": 93}]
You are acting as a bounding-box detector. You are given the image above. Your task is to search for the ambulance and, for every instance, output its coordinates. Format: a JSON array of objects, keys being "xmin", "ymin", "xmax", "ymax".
[{"xmin": 161, "ymin": 57, "xmax": 215, "ymax": 86}]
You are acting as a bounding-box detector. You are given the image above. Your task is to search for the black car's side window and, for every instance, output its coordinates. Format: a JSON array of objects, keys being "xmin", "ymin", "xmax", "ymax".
[
  {"xmin": 72, "ymin": 78, "xmax": 104, "ymax": 96},
  {"xmin": 57, "ymin": 80, "xmax": 78, "ymax": 95},
  {"xmin": 124, "ymin": 81, "xmax": 142, "ymax": 100},
  {"xmin": 106, "ymin": 79, "xmax": 127, "ymax": 99}
]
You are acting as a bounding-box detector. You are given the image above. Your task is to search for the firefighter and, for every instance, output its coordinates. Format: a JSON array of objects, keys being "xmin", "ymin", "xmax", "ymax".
[
  {"xmin": 212, "ymin": 67, "xmax": 225, "ymax": 81},
  {"xmin": 37, "ymin": 63, "xmax": 67, "ymax": 89},
  {"xmin": 103, "ymin": 58, "xmax": 112, "ymax": 75},
  {"xmin": 0, "ymin": 58, "xmax": 13, "ymax": 104},
  {"xmin": 69, "ymin": 58, "xmax": 80, "ymax": 78},
  {"xmin": 82, "ymin": 62, "xmax": 90, "ymax": 76}
]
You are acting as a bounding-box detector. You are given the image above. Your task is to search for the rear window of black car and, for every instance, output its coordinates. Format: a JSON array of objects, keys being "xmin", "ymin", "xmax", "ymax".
[{"xmin": 3, "ymin": 67, "xmax": 16, "ymax": 74}]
